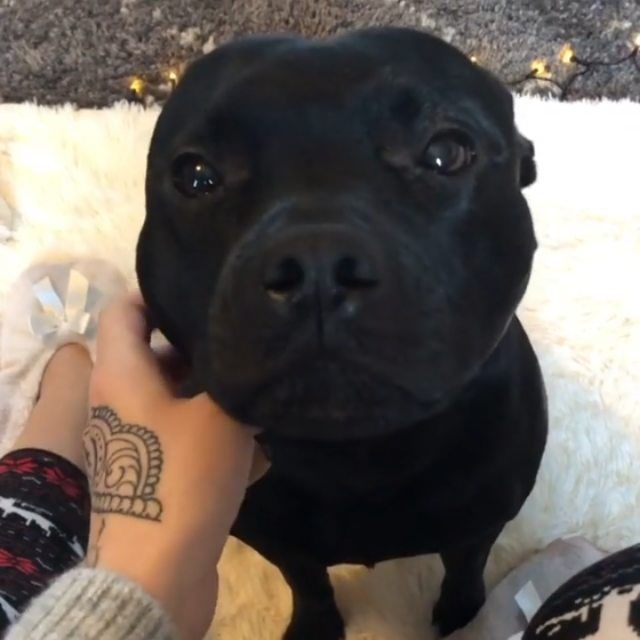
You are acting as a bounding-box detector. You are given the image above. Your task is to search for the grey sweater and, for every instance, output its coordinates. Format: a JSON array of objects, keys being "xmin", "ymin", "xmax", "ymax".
[{"xmin": 6, "ymin": 567, "xmax": 179, "ymax": 639}]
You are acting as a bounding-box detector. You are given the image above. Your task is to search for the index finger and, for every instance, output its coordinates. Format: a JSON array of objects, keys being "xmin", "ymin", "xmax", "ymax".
[{"xmin": 95, "ymin": 291, "xmax": 154, "ymax": 368}]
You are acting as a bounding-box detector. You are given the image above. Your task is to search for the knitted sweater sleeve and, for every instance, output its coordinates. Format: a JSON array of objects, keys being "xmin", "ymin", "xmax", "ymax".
[{"xmin": 5, "ymin": 567, "xmax": 179, "ymax": 640}]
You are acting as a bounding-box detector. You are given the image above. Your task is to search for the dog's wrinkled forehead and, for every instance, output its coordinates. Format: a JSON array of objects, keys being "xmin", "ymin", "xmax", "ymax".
[{"xmin": 152, "ymin": 28, "xmax": 515, "ymax": 152}]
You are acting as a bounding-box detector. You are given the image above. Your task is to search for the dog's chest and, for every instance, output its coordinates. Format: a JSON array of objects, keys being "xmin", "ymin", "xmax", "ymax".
[
  {"xmin": 233, "ymin": 448, "xmax": 495, "ymax": 567},
  {"xmin": 306, "ymin": 489, "xmax": 474, "ymax": 565}
]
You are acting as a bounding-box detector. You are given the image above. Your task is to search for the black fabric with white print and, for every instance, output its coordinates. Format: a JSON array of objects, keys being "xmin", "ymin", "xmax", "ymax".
[
  {"xmin": 524, "ymin": 543, "xmax": 640, "ymax": 639},
  {"xmin": 0, "ymin": 448, "xmax": 89, "ymax": 632}
]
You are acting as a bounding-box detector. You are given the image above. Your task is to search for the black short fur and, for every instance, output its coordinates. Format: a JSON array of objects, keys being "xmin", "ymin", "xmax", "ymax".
[{"xmin": 137, "ymin": 27, "xmax": 548, "ymax": 638}]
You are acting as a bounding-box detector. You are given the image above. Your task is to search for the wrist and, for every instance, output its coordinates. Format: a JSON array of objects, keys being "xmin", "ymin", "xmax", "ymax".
[
  {"xmin": 92, "ymin": 516, "xmax": 220, "ymax": 612},
  {"xmin": 94, "ymin": 523, "xmax": 219, "ymax": 639}
]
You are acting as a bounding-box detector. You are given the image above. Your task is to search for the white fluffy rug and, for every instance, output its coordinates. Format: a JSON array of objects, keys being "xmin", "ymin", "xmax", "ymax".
[{"xmin": 0, "ymin": 97, "xmax": 639, "ymax": 639}]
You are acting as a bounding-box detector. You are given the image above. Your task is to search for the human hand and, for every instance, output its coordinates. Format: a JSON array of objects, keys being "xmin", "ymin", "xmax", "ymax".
[{"xmin": 84, "ymin": 292, "xmax": 268, "ymax": 640}]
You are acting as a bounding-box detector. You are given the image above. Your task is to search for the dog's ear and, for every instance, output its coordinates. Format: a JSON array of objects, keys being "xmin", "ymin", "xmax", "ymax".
[{"xmin": 517, "ymin": 133, "xmax": 536, "ymax": 188}]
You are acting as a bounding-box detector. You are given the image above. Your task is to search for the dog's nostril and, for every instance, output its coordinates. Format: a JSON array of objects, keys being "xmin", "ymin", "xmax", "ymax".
[
  {"xmin": 333, "ymin": 255, "xmax": 379, "ymax": 290},
  {"xmin": 264, "ymin": 256, "xmax": 305, "ymax": 301}
]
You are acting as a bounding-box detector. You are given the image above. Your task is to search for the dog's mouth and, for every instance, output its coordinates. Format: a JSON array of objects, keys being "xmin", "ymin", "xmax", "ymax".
[{"xmin": 206, "ymin": 355, "xmax": 436, "ymax": 441}]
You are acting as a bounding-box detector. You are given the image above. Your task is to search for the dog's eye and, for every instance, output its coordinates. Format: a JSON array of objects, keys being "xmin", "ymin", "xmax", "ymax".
[
  {"xmin": 420, "ymin": 131, "xmax": 476, "ymax": 175},
  {"xmin": 172, "ymin": 153, "xmax": 221, "ymax": 197}
]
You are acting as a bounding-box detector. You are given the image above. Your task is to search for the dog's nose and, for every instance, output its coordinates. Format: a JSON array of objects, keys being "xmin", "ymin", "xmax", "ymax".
[
  {"xmin": 261, "ymin": 226, "xmax": 381, "ymax": 314},
  {"xmin": 264, "ymin": 253, "xmax": 378, "ymax": 304}
]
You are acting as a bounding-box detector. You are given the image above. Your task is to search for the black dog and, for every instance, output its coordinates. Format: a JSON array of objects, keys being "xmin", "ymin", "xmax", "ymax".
[{"xmin": 137, "ymin": 27, "xmax": 547, "ymax": 639}]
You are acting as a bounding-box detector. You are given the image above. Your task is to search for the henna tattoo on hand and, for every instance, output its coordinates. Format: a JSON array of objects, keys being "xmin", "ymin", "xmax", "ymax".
[{"xmin": 84, "ymin": 406, "xmax": 163, "ymax": 522}]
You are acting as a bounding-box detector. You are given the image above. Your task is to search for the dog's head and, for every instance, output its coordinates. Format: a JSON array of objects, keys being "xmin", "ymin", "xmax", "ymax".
[{"xmin": 137, "ymin": 27, "xmax": 537, "ymax": 441}]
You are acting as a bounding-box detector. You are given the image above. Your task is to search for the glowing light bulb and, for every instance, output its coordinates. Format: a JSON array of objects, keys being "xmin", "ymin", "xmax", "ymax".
[
  {"xmin": 470, "ymin": 54, "xmax": 479, "ymax": 64},
  {"xmin": 560, "ymin": 43, "xmax": 576, "ymax": 65},
  {"xmin": 530, "ymin": 59, "xmax": 552, "ymax": 79},
  {"xmin": 129, "ymin": 77, "xmax": 145, "ymax": 96},
  {"xmin": 634, "ymin": 33, "xmax": 640, "ymax": 48}
]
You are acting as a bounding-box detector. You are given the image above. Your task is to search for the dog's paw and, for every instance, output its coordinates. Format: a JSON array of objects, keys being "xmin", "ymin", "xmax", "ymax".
[
  {"xmin": 283, "ymin": 603, "xmax": 345, "ymax": 640},
  {"xmin": 432, "ymin": 591, "xmax": 484, "ymax": 637}
]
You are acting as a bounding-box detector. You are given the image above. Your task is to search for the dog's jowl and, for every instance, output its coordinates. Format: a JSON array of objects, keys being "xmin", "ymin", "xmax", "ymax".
[{"xmin": 137, "ymin": 27, "xmax": 548, "ymax": 639}]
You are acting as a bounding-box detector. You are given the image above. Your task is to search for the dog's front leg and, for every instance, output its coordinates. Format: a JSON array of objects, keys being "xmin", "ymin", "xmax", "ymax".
[
  {"xmin": 432, "ymin": 526, "xmax": 503, "ymax": 637},
  {"xmin": 279, "ymin": 556, "xmax": 345, "ymax": 640}
]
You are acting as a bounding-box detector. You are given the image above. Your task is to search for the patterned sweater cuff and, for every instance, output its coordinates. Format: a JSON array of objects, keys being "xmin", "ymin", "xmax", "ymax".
[{"xmin": 6, "ymin": 566, "xmax": 179, "ymax": 640}]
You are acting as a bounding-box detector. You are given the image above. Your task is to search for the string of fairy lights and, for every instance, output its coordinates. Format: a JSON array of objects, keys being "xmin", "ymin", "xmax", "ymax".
[
  {"xmin": 505, "ymin": 35, "xmax": 640, "ymax": 100},
  {"xmin": 127, "ymin": 34, "xmax": 640, "ymax": 104}
]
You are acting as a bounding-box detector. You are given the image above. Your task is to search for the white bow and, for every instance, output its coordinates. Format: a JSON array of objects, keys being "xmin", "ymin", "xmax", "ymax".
[{"xmin": 30, "ymin": 270, "xmax": 92, "ymax": 339}]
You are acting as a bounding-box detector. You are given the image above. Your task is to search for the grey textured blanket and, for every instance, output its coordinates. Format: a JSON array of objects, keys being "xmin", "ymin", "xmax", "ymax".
[{"xmin": 0, "ymin": 1, "xmax": 638, "ymax": 106}]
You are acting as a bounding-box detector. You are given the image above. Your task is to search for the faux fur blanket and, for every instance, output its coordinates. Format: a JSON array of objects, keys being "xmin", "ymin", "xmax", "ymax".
[{"xmin": 0, "ymin": 97, "xmax": 638, "ymax": 639}]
